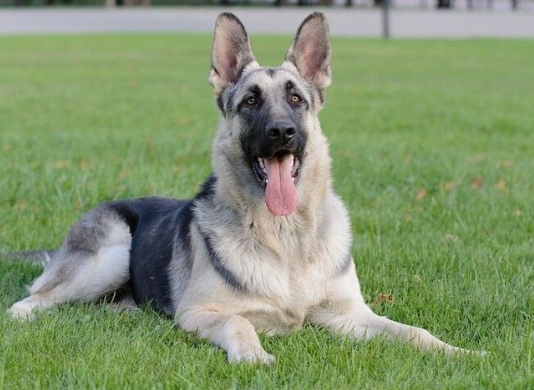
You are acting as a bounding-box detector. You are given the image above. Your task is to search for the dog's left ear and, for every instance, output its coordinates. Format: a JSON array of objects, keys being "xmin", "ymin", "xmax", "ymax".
[
  {"xmin": 284, "ymin": 12, "xmax": 332, "ymax": 94},
  {"xmin": 210, "ymin": 13, "xmax": 258, "ymax": 96}
]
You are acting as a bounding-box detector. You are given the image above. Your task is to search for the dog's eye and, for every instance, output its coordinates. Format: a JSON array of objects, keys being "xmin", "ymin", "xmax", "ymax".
[
  {"xmin": 246, "ymin": 97, "xmax": 256, "ymax": 105},
  {"xmin": 290, "ymin": 94, "xmax": 301, "ymax": 104}
]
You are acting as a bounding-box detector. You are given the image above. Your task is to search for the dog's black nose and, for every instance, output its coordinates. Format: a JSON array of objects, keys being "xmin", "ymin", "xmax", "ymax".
[{"xmin": 266, "ymin": 119, "xmax": 296, "ymax": 145}]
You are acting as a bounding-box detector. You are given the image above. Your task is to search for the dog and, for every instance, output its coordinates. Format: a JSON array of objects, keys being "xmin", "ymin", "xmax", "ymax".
[{"xmin": 7, "ymin": 12, "xmax": 472, "ymax": 363}]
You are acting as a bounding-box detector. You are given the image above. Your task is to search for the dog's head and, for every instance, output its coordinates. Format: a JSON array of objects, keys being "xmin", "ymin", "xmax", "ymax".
[{"xmin": 210, "ymin": 13, "xmax": 331, "ymax": 217}]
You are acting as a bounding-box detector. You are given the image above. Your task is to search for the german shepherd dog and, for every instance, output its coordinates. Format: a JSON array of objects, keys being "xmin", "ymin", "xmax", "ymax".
[{"xmin": 8, "ymin": 12, "xmax": 472, "ymax": 363}]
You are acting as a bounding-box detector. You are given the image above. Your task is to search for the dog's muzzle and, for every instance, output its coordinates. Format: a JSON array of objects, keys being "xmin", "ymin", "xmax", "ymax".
[{"xmin": 251, "ymin": 119, "xmax": 302, "ymax": 217}]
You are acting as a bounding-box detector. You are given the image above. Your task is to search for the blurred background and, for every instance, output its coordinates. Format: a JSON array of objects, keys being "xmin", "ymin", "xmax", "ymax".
[
  {"xmin": 0, "ymin": 0, "xmax": 532, "ymax": 39},
  {"xmin": 0, "ymin": 0, "xmax": 531, "ymax": 10},
  {"xmin": 0, "ymin": 5, "xmax": 533, "ymax": 39}
]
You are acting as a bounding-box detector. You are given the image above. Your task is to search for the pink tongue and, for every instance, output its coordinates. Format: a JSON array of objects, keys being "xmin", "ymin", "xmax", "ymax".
[{"xmin": 264, "ymin": 154, "xmax": 298, "ymax": 216}]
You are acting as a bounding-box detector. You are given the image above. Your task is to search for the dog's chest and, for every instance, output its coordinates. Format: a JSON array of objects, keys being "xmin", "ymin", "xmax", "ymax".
[
  {"xmin": 210, "ymin": 209, "xmax": 350, "ymax": 332},
  {"xmin": 240, "ymin": 253, "xmax": 333, "ymax": 333}
]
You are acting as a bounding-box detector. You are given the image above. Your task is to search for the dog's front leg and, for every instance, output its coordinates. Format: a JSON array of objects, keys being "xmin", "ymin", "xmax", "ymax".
[
  {"xmin": 310, "ymin": 263, "xmax": 470, "ymax": 355},
  {"xmin": 177, "ymin": 307, "xmax": 275, "ymax": 364},
  {"xmin": 311, "ymin": 302, "xmax": 467, "ymax": 354}
]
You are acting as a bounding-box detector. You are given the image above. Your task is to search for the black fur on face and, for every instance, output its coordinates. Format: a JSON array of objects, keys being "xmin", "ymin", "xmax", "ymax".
[{"xmin": 230, "ymin": 70, "xmax": 309, "ymax": 188}]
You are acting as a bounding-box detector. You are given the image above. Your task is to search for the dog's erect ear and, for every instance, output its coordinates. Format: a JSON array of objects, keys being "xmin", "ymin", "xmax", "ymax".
[
  {"xmin": 284, "ymin": 12, "xmax": 332, "ymax": 93},
  {"xmin": 210, "ymin": 13, "xmax": 258, "ymax": 95}
]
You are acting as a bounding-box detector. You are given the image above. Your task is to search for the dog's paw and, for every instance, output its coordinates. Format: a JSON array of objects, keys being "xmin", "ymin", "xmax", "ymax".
[
  {"xmin": 462, "ymin": 348, "xmax": 488, "ymax": 357},
  {"xmin": 445, "ymin": 345, "xmax": 487, "ymax": 357},
  {"xmin": 227, "ymin": 346, "xmax": 276, "ymax": 364},
  {"xmin": 7, "ymin": 302, "xmax": 35, "ymax": 321}
]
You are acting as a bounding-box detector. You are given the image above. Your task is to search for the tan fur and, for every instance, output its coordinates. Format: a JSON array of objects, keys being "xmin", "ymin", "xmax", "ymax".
[
  {"xmin": 172, "ymin": 13, "xmax": 475, "ymax": 363},
  {"xmin": 8, "ymin": 12, "xmax": 480, "ymax": 364}
]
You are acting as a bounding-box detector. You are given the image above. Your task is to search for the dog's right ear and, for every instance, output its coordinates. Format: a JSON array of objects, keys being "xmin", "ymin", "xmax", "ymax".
[{"xmin": 209, "ymin": 13, "xmax": 258, "ymax": 96}]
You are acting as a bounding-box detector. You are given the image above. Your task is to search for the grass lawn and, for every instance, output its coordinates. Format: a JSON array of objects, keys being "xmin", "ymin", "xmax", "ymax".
[{"xmin": 0, "ymin": 33, "xmax": 533, "ymax": 389}]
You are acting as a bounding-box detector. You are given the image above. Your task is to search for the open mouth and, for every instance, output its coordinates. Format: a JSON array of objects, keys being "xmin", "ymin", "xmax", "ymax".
[
  {"xmin": 253, "ymin": 153, "xmax": 300, "ymax": 187},
  {"xmin": 252, "ymin": 152, "xmax": 300, "ymax": 216}
]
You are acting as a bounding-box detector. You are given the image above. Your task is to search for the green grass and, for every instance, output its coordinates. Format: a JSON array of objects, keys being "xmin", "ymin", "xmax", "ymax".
[{"xmin": 1, "ymin": 34, "xmax": 533, "ymax": 389}]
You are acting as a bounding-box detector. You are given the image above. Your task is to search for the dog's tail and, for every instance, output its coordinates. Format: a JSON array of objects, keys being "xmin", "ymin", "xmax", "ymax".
[{"xmin": 1, "ymin": 250, "xmax": 55, "ymax": 267}]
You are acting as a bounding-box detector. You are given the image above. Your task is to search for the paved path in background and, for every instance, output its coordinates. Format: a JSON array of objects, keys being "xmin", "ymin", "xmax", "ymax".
[{"xmin": 0, "ymin": 7, "xmax": 533, "ymax": 38}]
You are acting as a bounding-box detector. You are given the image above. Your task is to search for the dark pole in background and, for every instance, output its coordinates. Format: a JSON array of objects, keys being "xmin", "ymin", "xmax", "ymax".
[{"xmin": 382, "ymin": 0, "xmax": 390, "ymax": 39}]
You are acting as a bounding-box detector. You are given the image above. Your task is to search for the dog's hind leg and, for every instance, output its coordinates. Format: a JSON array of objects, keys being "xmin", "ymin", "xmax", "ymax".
[
  {"xmin": 310, "ymin": 262, "xmax": 473, "ymax": 355},
  {"xmin": 8, "ymin": 207, "xmax": 132, "ymax": 320}
]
